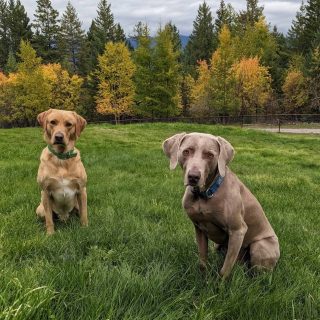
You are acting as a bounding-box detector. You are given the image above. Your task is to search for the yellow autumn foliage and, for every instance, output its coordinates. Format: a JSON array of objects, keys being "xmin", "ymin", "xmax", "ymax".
[
  {"xmin": 96, "ymin": 42, "xmax": 136, "ymax": 122},
  {"xmin": 42, "ymin": 63, "xmax": 84, "ymax": 111},
  {"xmin": 230, "ymin": 57, "xmax": 271, "ymax": 114},
  {"xmin": 282, "ymin": 70, "xmax": 308, "ymax": 113}
]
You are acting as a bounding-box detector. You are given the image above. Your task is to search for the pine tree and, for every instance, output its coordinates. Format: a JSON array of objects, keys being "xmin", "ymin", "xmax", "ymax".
[
  {"xmin": 0, "ymin": 0, "xmax": 9, "ymax": 68},
  {"xmin": 33, "ymin": 0, "xmax": 60, "ymax": 63},
  {"xmin": 0, "ymin": 0, "xmax": 32, "ymax": 69},
  {"xmin": 95, "ymin": 42, "xmax": 135, "ymax": 123},
  {"xmin": 113, "ymin": 23, "xmax": 126, "ymax": 42},
  {"xmin": 7, "ymin": 0, "xmax": 32, "ymax": 54},
  {"xmin": 304, "ymin": 0, "xmax": 320, "ymax": 49},
  {"xmin": 165, "ymin": 22, "xmax": 182, "ymax": 55},
  {"xmin": 59, "ymin": 2, "xmax": 85, "ymax": 74},
  {"xmin": 308, "ymin": 46, "xmax": 320, "ymax": 111},
  {"xmin": 288, "ymin": 0, "xmax": 320, "ymax": 53},
  {"xmin": 4, "ymin": 49, "xmax": 17, "ymax": 72},
  {"xmin": 133, "ymin": 22, "xmax": 154, "ymax": 116},
  {"xmin": 152, "ymin": 27, "xmax": 181, "ymax": 117},
  {"xmin": 288, "ymin": 1, "xmax": 307, "ymax": 52},
  {"xmin": 234, "ymin": 17, "xmax": 278, "ymax": 68},
  {"xmin": 271, "ymin": 26, "xmax": 290, "ymax": 93},
  {"xmin": 86, "ymin": 0, "xmax": 126, "ymax": 72},
  {"xmin": 184, "ymin": 1, "xmax": 215, "ymax": 69},
  {"xmin": 180, "ymin": 74, "xmax": 194, "ymax": 116},
  {"xmin": 238, "ymin": 0, "xmax": 264, "ymax": 28},
  {"xmin": 215, "ymin": 0, "xmax": 237, "ymax": 34}
]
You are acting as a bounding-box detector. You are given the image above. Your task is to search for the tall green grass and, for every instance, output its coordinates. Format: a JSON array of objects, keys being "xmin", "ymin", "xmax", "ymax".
[{"xmin": 0, "ymin": 123, "xmax": 319, "ymax": 319}]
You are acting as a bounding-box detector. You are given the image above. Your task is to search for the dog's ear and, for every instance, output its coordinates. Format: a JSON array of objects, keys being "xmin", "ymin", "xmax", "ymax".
[
  {"xmin": 74, "ymin": 113, "xmax": 87, "ymax": 138},
  {"xmin": 217, "ymin": 136, "xmax": 234, "ymax": 177},
  {"xmin": 162, "ymin": 132, "xmax": 186, "ymax": 170},
  {"xmin": 37, "ymin": 109, "xmax": 52, "ymax": 128}
]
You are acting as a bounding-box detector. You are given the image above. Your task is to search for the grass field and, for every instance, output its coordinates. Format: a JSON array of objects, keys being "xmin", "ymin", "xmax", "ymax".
[{"xmin": 0, "ymin": 123, "xmax": 319, "ymax": 320}]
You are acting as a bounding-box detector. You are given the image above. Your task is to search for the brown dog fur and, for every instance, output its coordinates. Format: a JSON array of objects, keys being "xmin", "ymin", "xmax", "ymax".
[{"xmin": 36, "ymin": 109, "xmax": 87, "ymax": 234}]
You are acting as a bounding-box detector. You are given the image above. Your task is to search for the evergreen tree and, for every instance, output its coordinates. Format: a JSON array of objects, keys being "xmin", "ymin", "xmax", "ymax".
[
  {"xmin": 133, "ymin": 22, "xmax": 154, "ymax": 116},
  {"xmin": 308, "ymin": 47, "xmax": 320, "ymax": 111},
  {"xmin": 184, "ymin": 1, "xmax": 215, "ymax": 69},
  {"xmin": 86, "ymin": 0, "xmax": 126, "ymax": 71},
  {"xmin": 134, "ymin": 23, "xmax": 181, "ymax": 117},
  {"xmin": 4, "ymin": 49, "xmax": 17, "ymax": 72},
  {"xmin": 59, "ymin": 1, "xmax": 85, "ymax": 74},
  {"xmin": 180, "ymin": 74, "xmax": 194, "ymax": 116},
  {"xmin": 271, "ymin": 26, "xmax": 290, "ymax": 93},
  {"xmin": 113, "ymin": 23, "xmax": 126, "ymax": 42},
  {"xmin": 165, "ymin": 22, "xmax": 182, "ymax": 55},
  {"xmin": 234, "ymin": 17, "xmax": 278, "ymax": 68},
  {"xmin": 304, "ymin": 0, "xmax": 320, "ymax": 49},
  {"xmin": 7, "ymin": 0, "xmax": 32, "ymax": 55},
  {"xmin": 288, "ymin": 0, "xmax": 320, "ymax": 53},
  {"xmin": 152, "ymin": 27, "xmax": 181, "ymax": 117},
  {"xmin": 215, "ymin": 0, "xmax": 237, "ymax": 34},
  {"xmin": 0, "ymin": 0, "xmax": 32, "ymax": 69},
  {"xmin": 238, "ymin": 0, "xmax": 264, "ymax": 28},
  {"xmin": 33, "ymin": 0, "xmax": 60, "ymax": 63},
  {"xmin": 0, "ymin": 0, "xmax": 9, "ymax": 68}
]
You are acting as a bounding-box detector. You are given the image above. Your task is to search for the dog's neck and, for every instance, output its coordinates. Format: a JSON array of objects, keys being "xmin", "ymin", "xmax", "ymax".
[
  {"xmin": 47, "ymin": 144, "xmax": 78, "ymax": 160},
  {"xmin": 191, "ymin": 169, "xmax": 224, "ymax": 200}
]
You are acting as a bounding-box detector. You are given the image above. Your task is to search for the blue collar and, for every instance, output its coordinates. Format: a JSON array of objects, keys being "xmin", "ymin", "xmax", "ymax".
[{"xmin": 192, "ymin": 175, "xmax": 224, "ymax": 200}]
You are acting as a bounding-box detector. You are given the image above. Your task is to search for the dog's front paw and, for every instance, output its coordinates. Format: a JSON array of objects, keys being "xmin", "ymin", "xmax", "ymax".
[
  {"xmin": 80, "ymin": 218, "xmax": 88, "ymax": 227},
  {"xmin": 46, "ymin": 227, "xmax": 55, "ymax": 235},
  {"xmin": 219, "ymin": 267, "xmax": 230, "ymax": 279},
  {"xmin": 199, "ymin": 261, "xmax": 207, "ymax": 273}
]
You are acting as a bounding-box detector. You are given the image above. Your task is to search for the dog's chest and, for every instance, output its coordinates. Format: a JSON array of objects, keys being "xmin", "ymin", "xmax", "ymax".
[
  {"xmin": 184, "ymin": 194, "xmax": 226, "ymax": 228},
  {"xmin": 52, "ymin": 178, "xmax": 77, "ymax": 201}
]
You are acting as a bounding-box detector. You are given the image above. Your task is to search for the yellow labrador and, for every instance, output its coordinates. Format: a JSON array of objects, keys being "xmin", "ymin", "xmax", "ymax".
[
  {"xmin": 36, "ymin": 109, "xmax": 87, "ymax": 235},
  {"xmin": 163, "ymin": 132, "xmax": 280, "ymax": 278}
]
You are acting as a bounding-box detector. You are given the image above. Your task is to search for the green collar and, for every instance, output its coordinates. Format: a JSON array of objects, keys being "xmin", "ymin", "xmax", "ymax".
[{"xmin": 47, "ymin": 144, "xmax": 77, "ymax": 160}]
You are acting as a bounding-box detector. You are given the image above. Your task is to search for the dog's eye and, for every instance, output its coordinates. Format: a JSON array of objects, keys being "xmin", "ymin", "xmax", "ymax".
[
  {"xmin": 204, "ymin": 152, "xmax": 214, "ymax": 159},
  {"xmin": 65, "ymin": 122, "xmax": 72, "ymax": 127},
  {"xmin": 50, "ymin": 120, "xmax": 57, "ymax": 125},
  {"xmin": 183, "ymin": 149, "xmax": 190, "ymax": 156}
]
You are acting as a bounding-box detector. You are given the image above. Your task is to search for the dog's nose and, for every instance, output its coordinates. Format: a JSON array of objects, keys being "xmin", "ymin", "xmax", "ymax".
[
  {"xmin": 188, "ymin": 170, "xmax": 201, "ymax": 185},
  {"xmin": 54, "ymin": 132, "xmax": 64, "ymax": 144}
]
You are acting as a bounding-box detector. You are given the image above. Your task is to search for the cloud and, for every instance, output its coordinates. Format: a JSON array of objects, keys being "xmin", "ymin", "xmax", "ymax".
[{"xmin": 21, "ymin": 0, "xmax": 300, "ymax": 35}]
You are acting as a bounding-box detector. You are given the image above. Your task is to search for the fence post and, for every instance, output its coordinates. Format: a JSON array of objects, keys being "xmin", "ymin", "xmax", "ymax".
[{"xmin": 278, "ymin": 118, "xmax": 281, "ymax": 133}]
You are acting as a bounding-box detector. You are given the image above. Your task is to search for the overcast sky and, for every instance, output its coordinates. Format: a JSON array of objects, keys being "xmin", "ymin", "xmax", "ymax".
[{"xmin": 22, "ymin": 0, "xmax": 301, "ymax": 36}]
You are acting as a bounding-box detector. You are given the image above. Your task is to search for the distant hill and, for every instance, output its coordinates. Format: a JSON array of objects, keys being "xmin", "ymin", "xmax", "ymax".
[{"xmin": 128, "ymin": 35, "xmax": 190, "ymax": 50}]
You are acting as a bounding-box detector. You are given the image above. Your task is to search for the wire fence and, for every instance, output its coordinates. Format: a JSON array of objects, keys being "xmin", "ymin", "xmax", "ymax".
[
  {"xmin": 89, "ymin": 114, "xmax": 320, "ymax": 132},
  {"xmin": 2, "ymin": 113, "xmax": 320, "ymax": 131}
]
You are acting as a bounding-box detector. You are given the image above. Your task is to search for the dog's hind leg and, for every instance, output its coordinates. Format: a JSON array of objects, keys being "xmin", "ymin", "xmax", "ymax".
[{"xmin": 249, "ymin": 236, "xmax": 280, "ymax": 271}]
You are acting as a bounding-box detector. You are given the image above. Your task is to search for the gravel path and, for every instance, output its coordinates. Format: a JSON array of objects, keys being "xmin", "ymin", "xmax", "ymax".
[{"xmin": 255, "ymin": 128, "xmax": 320, "ymax": 134}]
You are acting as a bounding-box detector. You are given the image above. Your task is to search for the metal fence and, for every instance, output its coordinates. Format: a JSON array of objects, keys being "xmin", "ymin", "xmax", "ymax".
[
  {"xmin": 89, "ymin": 114, "xmax": 320, "ymax": 132},
  {"xmin": 2, "ymin": 113, "xmax": 320, "ymax": 130}
]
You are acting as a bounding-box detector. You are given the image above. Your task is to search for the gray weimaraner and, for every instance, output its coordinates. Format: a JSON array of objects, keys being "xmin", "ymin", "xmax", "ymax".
[{"xmin": 163, "ymin": 132, "xmax": 280, "ymax": 278}]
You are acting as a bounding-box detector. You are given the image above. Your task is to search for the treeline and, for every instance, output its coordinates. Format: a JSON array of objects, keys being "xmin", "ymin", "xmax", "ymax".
[{"xmin": 0, "ymin": 0, "xmax": 319, "ymax": 126}]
